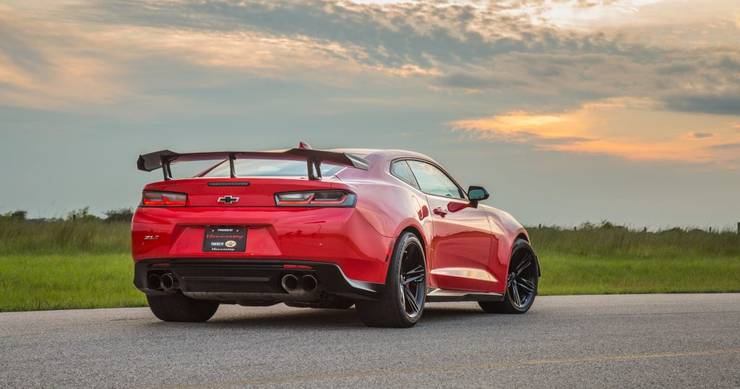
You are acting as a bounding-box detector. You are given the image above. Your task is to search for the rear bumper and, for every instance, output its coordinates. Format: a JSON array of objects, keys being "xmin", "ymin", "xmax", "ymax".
[
  {"xmin": 132, "ymin": 206, "xmax": 394, "ymax": 284},
  {"xmin": 134, "ymin": 259, "xmax": 385, "ymax": 304}
]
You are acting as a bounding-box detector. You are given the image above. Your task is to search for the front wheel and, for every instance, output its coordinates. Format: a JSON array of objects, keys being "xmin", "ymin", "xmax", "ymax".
[
  {"xmin": 147, "ymin": 293, "xmax": 219, "ymax": 322},
  {"xmin": 356, "ymin": 232, "xmax": 427, "ymax": 328},
  {"xmin": 480, "ymin": 239, "xmax": 538, "ymax": 314}
]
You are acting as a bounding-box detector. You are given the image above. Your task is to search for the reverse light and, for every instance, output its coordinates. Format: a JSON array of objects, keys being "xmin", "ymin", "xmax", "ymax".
[
  {"xmin": 274, "ymin": 190, "xmax": 356, "ymax": 207},
  {"xmin": 141, "ymin": 191, "xmax": 188, "ymax": 207}
]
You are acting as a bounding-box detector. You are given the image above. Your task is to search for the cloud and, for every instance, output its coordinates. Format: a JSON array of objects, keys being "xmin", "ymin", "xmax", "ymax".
[
  {"xmin": 0, "ymin": 10, "xmax": 131, "ymax": 110},
  {"xmin": 0, "ymin": 0, "xmax": 739, "ymax": 226},
  {"xmin": 709, "ymin": 142, "xmax": 740, "ymax": 151},
  {"xmin": 663, "ymin": 93, "xmax": 740, "ymax": 116},
  {"xmin": 451, "ymin": 97, "xmax": 740, "ymax": 167},
  {"xmin": 72, "ymin": 1, "xmax": 701, "ymax": 77},
  {"xmin": 435, "ymin": 72, "xmax": 526, "ymax": 91},
  {"xmin": 73, "ymin": 0, "xmax": 537, "ymax": 67},
  {"xmin": 0, "ymin": 0, "xmax": 738, "ymax": 126}
]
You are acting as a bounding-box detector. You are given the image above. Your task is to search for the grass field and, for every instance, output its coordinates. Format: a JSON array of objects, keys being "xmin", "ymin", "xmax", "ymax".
[
  {"xmin": 0, "ymin": 217, "xmax": 738, "ymax": 311},
  {"xmin": 0, "ymin": 254, "xmax": 144, "ymax": 311}
]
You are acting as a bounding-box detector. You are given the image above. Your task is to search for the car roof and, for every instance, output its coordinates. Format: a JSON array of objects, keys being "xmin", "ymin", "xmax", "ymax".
[{"xmin": 330, "ymin": 148, "xmax": 437, "ymax": 163}]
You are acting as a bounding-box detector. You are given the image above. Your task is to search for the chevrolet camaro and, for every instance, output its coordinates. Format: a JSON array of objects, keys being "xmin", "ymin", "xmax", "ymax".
[{"xmin": 132, "ymin": 143, "xmax": 540, "ymax": 327}]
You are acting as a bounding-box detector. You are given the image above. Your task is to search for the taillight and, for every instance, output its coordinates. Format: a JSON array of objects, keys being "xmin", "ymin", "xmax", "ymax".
[
  {"xmin": 141, "ymin": 191, "xmax": 187, "ymax": 207},
  {"xmin": 274, "ymin": 190, "xmax": 356, "ymax": 207}
]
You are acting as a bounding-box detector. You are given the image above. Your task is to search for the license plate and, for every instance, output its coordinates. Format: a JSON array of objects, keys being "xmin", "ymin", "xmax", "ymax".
[{"xmin": 203, "ymin": 226, "xmax": 246, "ymax": 252}]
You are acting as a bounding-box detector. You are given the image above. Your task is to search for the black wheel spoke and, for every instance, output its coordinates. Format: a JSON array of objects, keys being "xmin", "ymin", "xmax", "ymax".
[
  {"xmin": 398, "ymin": 240, "xmax": 426, "ymax": 317},
  {"xmin": 402, "ymin": 273, "xmax": 425, "ymax": 285},
  {"xmin": 404, "ymin": 285, "xmax": 419, "ymax": 313},
  {"xmin": 517, "ymin": 278, "xmax": 535, "ymax": 293},
  {"xmin": 510, "ymin": 280, "xmax": 522, "ymax": 306},
  {"xmin": 516, "ymin": 284, "xmax": 528, "ymax": 298},
  {"xmin": 515, "ymin": 258, "xmax": 531, "ymax": 276},
  {"xmin": 404, "ymin": 265, "xmax": 424, "ymax": 277}
]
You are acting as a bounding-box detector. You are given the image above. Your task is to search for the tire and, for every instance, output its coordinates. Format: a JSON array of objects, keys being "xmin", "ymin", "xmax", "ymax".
[
  {"xmin": 147, "ymin": 293, "xmax": 219, "ymax": 322},
  {"xmin": 479, "ymin": 239, "xmax": 538, "ymax": 314},
  {"xmin": 356, "ymin": 232, "xmax": 426, "ymax": 328}
]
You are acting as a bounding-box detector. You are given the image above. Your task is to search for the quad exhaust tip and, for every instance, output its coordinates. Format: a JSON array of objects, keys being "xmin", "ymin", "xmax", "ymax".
[
  {"xmin": 281, "ymin": 274, "xmax": 299, "ymax": 292},
  {"xmin": 160, "ymin": 273, "xmax": 178, "ymax": 292},
  {"xmin": 281, "ymin": 273, "xmax": 319, "ymax": 293},
  {"xmin": 147, "ymin": 274, "xmax": 161, "ymax": 290},
  {"xmin": 148, "ymin": 272, "xmax": 179, "ymax": 292},
  {"xmin": 301, "ymin": 275, "xmax": 318, "ymax": 292}
]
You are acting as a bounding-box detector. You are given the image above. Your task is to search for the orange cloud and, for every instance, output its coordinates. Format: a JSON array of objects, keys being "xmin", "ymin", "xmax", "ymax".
[
  {"xmin": 452, "ymin": 97, "xmax": 740, "ymax": 167},
  {"xmin": 0, "ymin": 8, "xmax": 131, "ymax": 110},
  {"xmin": 0, "ymin": 5, "xmax": 440, "ymax": 110}
]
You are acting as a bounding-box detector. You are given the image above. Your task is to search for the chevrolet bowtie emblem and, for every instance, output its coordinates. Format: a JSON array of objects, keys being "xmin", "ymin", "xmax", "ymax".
[{"xmin": 217, "ymin": 195, "xmax": 240, "ymax": 204}]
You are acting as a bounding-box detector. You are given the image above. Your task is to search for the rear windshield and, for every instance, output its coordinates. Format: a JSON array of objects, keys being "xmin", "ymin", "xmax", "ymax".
[{"xmin": 201, "ymin": 159, "xmax": 344, "ymax": 178}]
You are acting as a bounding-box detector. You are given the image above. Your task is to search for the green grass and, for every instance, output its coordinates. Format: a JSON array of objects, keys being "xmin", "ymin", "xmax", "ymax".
[
  {"xmin": 0, "ymin": 254, "xmax": 145, "ymax": 311},
  {"xmin": 0, "ymin": 254, "xmax": 146, "ymax": 311},
  {"xmin": 530, "ymin": 224, "xmax": 740, "ymax": 258},
  {"xmin": 0, "ymin": 218, "xmax": 130, "ymax": 254},
  {"xmin": 0, "ymin": 217, "xmax": 738, "ymax": 311},
  {"xmin": 538, "ymin": 251, "xmax": 740, "ymax": 295},
  {"xmin": 530, "ymin": 224, "xmax": 740, "ymax": 295}
]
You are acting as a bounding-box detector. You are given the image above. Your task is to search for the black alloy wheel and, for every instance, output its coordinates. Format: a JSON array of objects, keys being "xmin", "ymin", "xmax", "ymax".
[
  {"xmin": 506, "ymin": 250, "xmax": 538, "ymax": 310},
  {"xmin": 399, "ymin": 244, "xmax": 426, "ymax": 318},
  {"xmin": 357, "ymin": 232, "xmax": 427, "ymax": 327},
  {"xmin": 479, "ymin": 239, "xmax": 538, "ymax": 314}
]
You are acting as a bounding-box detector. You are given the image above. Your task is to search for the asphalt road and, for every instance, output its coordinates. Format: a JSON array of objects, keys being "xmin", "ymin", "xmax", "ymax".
[{"xmin": 1, "ymin": 294, "xmax": 739, "ymax": 389}]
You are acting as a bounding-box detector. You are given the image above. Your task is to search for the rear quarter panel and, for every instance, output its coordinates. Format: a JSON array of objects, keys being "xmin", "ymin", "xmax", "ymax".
[{"xmin": 338, "ymin": 163, "xmax": 433, "ymax": 263}]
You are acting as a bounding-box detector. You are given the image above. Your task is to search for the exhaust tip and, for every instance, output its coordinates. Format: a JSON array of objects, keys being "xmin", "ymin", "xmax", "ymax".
[
  {"xmin": 160, "ymin": 273, "xmax": 178, "ymax": 291},
  {"xmin": 281, "ymin": 274, "xmax": 299, "ymax": 292},
  {"xmin": 301, "ymin": 275, "xmax": 318, "ymax": 292},
  {"xmin": 147, "ymin": 274, "xmax": 161, "ymax": 290}
]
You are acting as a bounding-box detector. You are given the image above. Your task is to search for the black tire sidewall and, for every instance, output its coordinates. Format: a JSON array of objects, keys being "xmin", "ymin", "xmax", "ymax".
[{"xmin": 147, "ymin": 293, "xmax": 219, "ymax": 322}]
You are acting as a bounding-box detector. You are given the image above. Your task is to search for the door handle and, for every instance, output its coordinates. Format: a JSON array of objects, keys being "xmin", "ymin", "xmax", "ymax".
[{"xmin": 433, "ymin": 207, "xmax": 448, "ymax": 217}]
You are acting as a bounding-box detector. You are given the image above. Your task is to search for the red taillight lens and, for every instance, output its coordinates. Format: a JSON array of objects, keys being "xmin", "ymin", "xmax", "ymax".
[
  {"xmin": 141, "ymin": 191, "xmax": 187, "ymax": 207},
  {"xmin": 274, "ymin": 190, "xmax": 356, "ymax": 207}
]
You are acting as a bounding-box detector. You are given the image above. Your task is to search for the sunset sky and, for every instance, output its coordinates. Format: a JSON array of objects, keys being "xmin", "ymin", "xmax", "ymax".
[{"xmin": 1, "ymin": 0, "xmax": 739, "ymax": 228}]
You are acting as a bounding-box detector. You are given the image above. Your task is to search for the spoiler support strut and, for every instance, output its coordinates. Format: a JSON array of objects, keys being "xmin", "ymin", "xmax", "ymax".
[
  {"xmin": 161, "ymin": 155, "xmax": 173, "ymax": 181},
  {"xmin": 306, "ymin": 157, "xmax": 322, "ymax": 181},
  {"xmin": 228, "ymin": 153, "xmax": 236, "ymax": 179}
]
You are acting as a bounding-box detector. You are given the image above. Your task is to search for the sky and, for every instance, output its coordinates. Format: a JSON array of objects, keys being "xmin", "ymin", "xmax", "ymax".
[{"xmin": 1, "ymin": 0, "xmax": 739, "ymax": 229}]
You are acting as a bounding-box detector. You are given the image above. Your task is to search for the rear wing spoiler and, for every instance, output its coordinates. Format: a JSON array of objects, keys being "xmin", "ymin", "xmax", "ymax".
[{"xmin": 137, "ymin": 147, "xmax": 369, "ymax": 181}]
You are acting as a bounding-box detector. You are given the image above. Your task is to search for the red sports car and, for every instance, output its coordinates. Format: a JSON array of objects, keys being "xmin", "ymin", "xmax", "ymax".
[{"xmin": 132, "ymin": 143, "xmax": 540, "ymax": 327}]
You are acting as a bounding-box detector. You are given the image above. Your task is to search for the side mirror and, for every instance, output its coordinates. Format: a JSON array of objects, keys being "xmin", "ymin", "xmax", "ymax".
[{"xmin": 468, "ymin": 186, "xmax": 490, "ymax": 204}]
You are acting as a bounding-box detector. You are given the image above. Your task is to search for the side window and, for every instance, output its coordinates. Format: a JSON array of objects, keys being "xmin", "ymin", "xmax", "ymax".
[
  {"xmin": 406, "ymin": 160, "xmax": 464, "ymax": 199},
  {"xmin": 390, "ymin": 160, "xmax": 420, "ymax": 189}
]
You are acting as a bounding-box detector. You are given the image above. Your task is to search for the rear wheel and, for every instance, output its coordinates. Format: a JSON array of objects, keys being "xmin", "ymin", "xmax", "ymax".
[
  {"xmin": 357, "ymin": 232, "xmax": 426, "ymax": 328},
  {"xmin": 479, "ymin": 239, "xmax": 538, "ymax": 314},
  {"xmin": 147, "ymin": 293, "xmax": 219, "ymax": 322}
]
